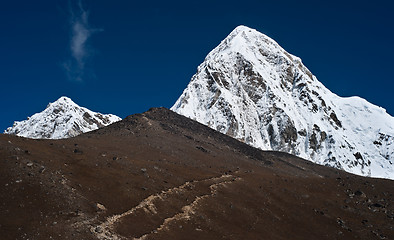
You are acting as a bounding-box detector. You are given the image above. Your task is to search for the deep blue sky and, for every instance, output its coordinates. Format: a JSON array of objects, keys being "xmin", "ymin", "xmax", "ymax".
[{"xmin": 1, "ymin": 0, "xmax": 393, "ymax": 131}]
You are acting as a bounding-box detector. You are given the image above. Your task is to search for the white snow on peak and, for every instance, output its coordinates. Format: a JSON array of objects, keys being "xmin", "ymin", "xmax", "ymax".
[
  {"xmin": 4, "ymin": 96, "xmax": 121, "ymax": 139},
  {"xmin": 172, "ymin": 25, "xmax": 394, "ymax": 179}
]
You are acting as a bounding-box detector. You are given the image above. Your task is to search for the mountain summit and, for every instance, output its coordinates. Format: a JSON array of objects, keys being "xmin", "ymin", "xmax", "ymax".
[
  {"xmin": 4, "ymin": 96, "xmax": 121, "ymax": 139},
  {"xmin": 172, "ymin": 25, "xmax": 394, "ymax": 179}
]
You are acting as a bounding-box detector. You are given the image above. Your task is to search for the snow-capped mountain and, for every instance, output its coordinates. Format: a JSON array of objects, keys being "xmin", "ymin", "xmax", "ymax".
[
  {"xmin": 172, "ymin": 25, "xmax": 394, "ymax": 179},
  {"xmin": 4, "ymin": 96, "xmax": 121, "ymax": 139}
]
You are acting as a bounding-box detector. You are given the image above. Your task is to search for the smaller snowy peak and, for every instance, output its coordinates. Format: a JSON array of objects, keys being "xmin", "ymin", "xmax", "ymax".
[{"xmin": 4, "ymin": 96, "xmax": 121, "ymax": 139}]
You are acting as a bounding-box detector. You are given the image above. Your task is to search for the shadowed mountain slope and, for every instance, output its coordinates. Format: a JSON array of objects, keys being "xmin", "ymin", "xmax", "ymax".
[{"xmin": 0, "ymin": 108, "xmax": 393, "ymax": 240}]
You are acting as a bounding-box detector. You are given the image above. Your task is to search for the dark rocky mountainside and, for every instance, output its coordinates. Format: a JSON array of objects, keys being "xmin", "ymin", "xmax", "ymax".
[{"xmin": 0, "ymin": 108, "xmax": 393, "ymax": 240}]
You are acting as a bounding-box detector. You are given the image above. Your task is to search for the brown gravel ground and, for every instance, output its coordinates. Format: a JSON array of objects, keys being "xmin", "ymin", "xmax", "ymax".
[{"xmin": 0, "ymin": 108, "xmax": 393, "ymax": 240}]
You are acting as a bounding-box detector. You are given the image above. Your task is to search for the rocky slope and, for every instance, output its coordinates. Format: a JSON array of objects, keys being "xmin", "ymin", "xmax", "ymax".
[
  {"xmin": 4, "ymin": 96, "xmax": 121, "ymax": 139},
  {"xmin": 172, "ymin": 25, "xmax": 394, "ymax": 179},
  {"xmin": 1, "ymin": 108, "xmax": 393, "ymax": 240}
]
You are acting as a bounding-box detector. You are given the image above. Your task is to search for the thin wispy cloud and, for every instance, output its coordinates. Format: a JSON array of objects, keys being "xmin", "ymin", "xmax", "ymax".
[{"xmin": 63, "ymin": 1, "xmax": 102, "ymax": 82}]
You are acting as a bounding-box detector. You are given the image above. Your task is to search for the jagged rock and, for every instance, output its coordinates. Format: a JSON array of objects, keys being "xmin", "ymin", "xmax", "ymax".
[
  {"xmin": 171, "ymin": 25, "xmax": 394, "ymax": 179},
  {"xmin": 4, "ymin": 96, "xmax": 121, "ymax": 139}
]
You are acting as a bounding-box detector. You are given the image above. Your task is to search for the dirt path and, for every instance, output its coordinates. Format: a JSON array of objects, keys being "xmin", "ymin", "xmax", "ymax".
[{"xmin": 91, "ymin": 174, "xmax": 240, "ymax": 240}]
